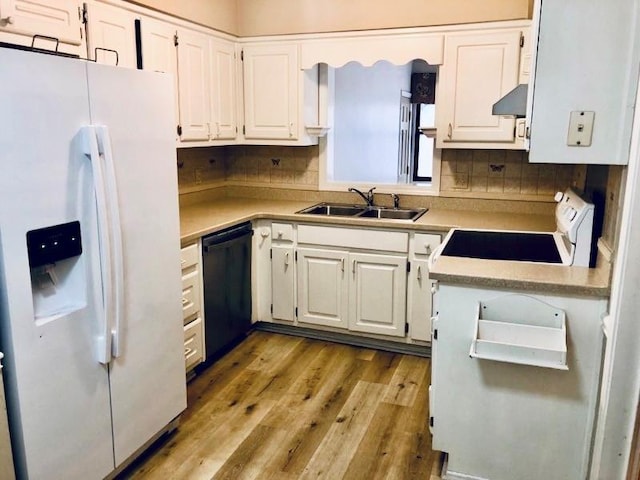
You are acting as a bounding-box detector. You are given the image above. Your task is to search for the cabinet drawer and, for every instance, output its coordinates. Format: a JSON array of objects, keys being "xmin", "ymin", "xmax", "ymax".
[
  {"xmin": 413, "ymin": 233, "xmax": 441, "ymax": 257},
  {"xmin": 298, "ymin": 224, "xmax": 408, "ymax": 253},
  {"xmin": 181, "ymin": 269, "xmax": 201, "ymax": 322},
  {"xmin": 272, "ymin": 222, "xmax": 294, "ymax": 242},
  {"xmin": 181, "ymin": 243, "xmax": 199, "ymax": 270},
  {"xmin": 184, "ymin": 317, "xmax": 204, "ymax": 371}
]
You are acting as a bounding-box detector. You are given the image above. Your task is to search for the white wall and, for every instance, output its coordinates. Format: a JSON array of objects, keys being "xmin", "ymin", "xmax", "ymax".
[{"xmin": 332, "ymin": 62, "xmax": 412, "ymax": 183}]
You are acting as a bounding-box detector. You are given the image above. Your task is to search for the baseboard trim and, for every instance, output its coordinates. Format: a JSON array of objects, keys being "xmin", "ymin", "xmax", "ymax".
[{"xmin": 254, "ymin": 322, "xmax": 431, "ymax": 358}]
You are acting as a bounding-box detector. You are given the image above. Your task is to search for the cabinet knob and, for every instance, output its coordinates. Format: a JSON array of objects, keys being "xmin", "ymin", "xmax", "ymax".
[
  {"xmin": 447, "ymin": 123, "xmax": 452, "ymax": 139},
  {"xmin": 260, "ymin": 229, "xmax": 269, "ymax": 238},
  {"xmin": 2, "ymin": 16, "xmax": 15, "ymax": 25},
  {"xmin": 425, "ymin": 244, "xmax": 431, "ymax": 254},
  {"xmin": 278, "ymin": 230, "xmax": 283, "ymax": 238}
]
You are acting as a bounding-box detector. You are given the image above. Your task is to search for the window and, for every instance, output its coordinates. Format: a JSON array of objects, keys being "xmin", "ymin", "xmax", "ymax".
[{"xmin": 322, "ymin": 60, "xmax": 440, "ymax": 193}]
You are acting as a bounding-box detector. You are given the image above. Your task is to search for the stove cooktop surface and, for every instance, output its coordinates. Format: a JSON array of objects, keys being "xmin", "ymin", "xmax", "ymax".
[{"xmin": 440, "ymin": 229, "xmax": 563, "ymax": 264}]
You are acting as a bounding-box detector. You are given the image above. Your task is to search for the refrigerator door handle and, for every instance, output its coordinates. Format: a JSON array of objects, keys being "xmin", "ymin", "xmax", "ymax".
[
  {"xmin": 95, "ymin": 126, "xmax": 125, "ymax": 359},
  {"xmin": 80, "ymin": 126, "xmax": 113, "ymax": 365}
]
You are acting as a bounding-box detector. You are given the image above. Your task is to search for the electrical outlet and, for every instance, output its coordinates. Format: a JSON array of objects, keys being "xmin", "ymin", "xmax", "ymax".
[
  {"xmin": 195, "ymin": 168, "xmax": 203, "ymax": 184},
  {"xmin": 567, "ymin": 111, "xmax": 595, "ymax": 147}
]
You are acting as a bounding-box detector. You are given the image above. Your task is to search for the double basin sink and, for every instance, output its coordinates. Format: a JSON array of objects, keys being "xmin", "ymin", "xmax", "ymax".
[{"xmin": 296, "ymin": 202, "xmax": 427, "ymax": 222}]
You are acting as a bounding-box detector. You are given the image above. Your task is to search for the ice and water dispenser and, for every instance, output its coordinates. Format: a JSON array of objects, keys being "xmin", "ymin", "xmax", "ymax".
[{"xmin": 27, "ymin": 221, "xmax": 86, "ymax": 322}]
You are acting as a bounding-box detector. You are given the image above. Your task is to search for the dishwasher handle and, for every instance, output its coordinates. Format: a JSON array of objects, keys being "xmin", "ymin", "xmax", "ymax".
[{"xmin": 202, "ymin": 223, "xmax": 253, "ymax": 251}]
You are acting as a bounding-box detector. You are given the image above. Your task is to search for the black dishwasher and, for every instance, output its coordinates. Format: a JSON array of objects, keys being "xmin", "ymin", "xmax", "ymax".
[{"xmin": 201, "ymin": 222, "xmax": 252, "ymax": 360}]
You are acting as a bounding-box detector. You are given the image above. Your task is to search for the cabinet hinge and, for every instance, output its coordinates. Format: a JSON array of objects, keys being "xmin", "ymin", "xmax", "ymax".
[
  {"xmin": 520, "ymin": 35, "xmax": 524, "ymax": 48},
  {"xmin": 295, "ymin": 307, "xmax": 298, "ymax": 317},
  {"xmin": 80, "ymin": 5, "xmax": 88, "ymax": 24},
  {"xmin": 177, "ymin": 124, "xmax": 182, "ymax": 136},
  {"xmin": 174, "ymin": 33, "xmax": 179, "ymax": 47},
  {"xmin": 241, "ymin": 50, "xmax": 244, "ymax": 61},
  {"xmin": 405, "ymin": 323, "xmax": 409, "ymax": 334},
  {"xmin": 406, "ymin": 261, "xmax": 411, "ymax": 273},
  {"xmin": 242, "ymin": 125, "xmax": 246, "ymax": 135},
  {"xmin": 514, "ymin": 126, "xmax": 517, "ymax": 138},
  {"xmin": 295, "ymin": 251, "xmax": 298, "ymax": 261},
  {"xmin": 429, "ymin": 416, "xmax": 434, "ymax": 428},
  {"xmin": 433, "ymin": 329, "xmax": 438, "ymax": 340},
  {"xmin": 270, "ymin": 248, "xmax": 272, "ymax": 260},
  {"xmin": 270, "ymin": 304, "xmax": 273, "ymax": 314}
]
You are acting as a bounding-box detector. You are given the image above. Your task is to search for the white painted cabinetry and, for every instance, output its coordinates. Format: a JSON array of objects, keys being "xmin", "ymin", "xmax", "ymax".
[
  {"xmin": 407, "ymin": 233, "xmax": 441, "ymax": 342},
  {"xmin": 436, "ymin": 29, "xmax": 523, "ymax": 149},
  {"xmin": 176, "ymin": 28, "xmax": 210, "ymax": 141},
  {"xmin": 527, "ymin": 0, "xmax": 639, "ymax": 165},
  {"xmin": 270, "ymin": 222, "xmax": 296, "ymax": 322},
  {"xmin": 209, "ymin": 37, "xmax": 238, "ymax": 141},
  {"xmin": 241, "ymin": 42, "xmax": 319, "ymax": 145},
  {"xmin": 242, "ymin": 43, "xmax": 299, "ymax": 140},
  {"xmin": 297, "ymin": 247, "xmax": 350, "ymax": 329},
  {"xmin": 348, "ymin": 252, "xmax": 407, "ymax": 337},
  {"xmin": 0, "ymin": 0, "xmax": 82, "ymax": 54},
  {"xmin": 181, "ymin": 242, "xmax": 205, "ymax": 374},
  {"xmin": 430, "ymin": 283, "xmax": 605, "ymax": 479},
  {"xmin": 139, "ymin": 16, "xmax": 179, "ymax": 124},
  {"xmin": 175, "ymin": 28, "xmax": 238, "ymax": 144},
  {"xmin": 85, "ymin": 1, "xmax": 136, "ymax": 68}
]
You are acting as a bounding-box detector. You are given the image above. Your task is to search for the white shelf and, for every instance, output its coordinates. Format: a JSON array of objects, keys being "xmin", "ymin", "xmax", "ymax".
[
  {"xmin": 305, "ymin": 125, "xmax": 331, "ymax": 137},
  {"xmin": 469, "ymin": 294, "xmax": 568, "ymax": 370}
]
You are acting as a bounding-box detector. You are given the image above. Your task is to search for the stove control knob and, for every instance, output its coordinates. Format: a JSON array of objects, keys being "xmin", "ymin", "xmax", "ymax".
[{"xmin": 554, "ymin": 191, "xmax": 564, "ymax": 203}]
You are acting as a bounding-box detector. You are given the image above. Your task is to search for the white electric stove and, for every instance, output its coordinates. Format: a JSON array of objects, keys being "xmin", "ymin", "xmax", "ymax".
[{"xmin": 437, "ymin": 187, "xmax": 595, "ymax": 267}]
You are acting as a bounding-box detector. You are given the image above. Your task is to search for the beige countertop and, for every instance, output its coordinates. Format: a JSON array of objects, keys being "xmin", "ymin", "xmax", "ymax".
[{"xmin": 179, "ymin": 197, "xmax": 610, "ymax": 297}]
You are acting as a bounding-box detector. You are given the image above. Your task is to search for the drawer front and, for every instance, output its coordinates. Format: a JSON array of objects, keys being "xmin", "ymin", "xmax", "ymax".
[
  {"xmin": 271, "ymin": 222, "xmax": 294, "ymax": 242},
  {"xmin": 413, "ymin": 233, "xmax": 441, "ymax": 257},
  {"xmin": 184, "ymin": 317, "xmax": 204, "ymax": 371},
  {"xmin": 181, "ymin": 243, "xmax": 199, "ymax": 270},
  {"xmin": 298, "ymin": 224, "xmax": 408, "ymax": 253},
  {"xmin": 181, "ymin": 270, "xmax": 201, "ymax": 323}
]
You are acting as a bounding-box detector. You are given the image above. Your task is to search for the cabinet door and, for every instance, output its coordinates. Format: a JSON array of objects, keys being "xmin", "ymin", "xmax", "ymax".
[
  {"xmin": 407, "ymin": 259, "xmax": 434, "ymax": 342},
  {"xmin": 85, "ymin": 2, "xmax": 136, "ymax": 68},
  {"xmin": 243, "ymin": 43, "xmax": 298, "ymax": 140},
  {"xmin": 0, "ymin": 0, "xmax": 81, "ymax": 45},
  {"xmin": 209, "ymin": 37, "xmax": 237, "ymax": 140},
  {"xmin": 140, "ymin": 17, "xmax": 179, "ymax": 125},
  {"xmin": 271, "ymin": 245, "xmax": 295, "ymax": 322},
  {"xmin": 437, "ymin": 30, "xmax": 521, "ymax": 146},
  {"xmin": 348, "ymin": 252, "xmax": 407, "ymax": 337},
  {"xmin": 176, "ymin": 29, "xmax": 211, "ymax": 141},
  {"xmin": 297, "ymin": 248, "xmax": 348, "ymax": 329}
]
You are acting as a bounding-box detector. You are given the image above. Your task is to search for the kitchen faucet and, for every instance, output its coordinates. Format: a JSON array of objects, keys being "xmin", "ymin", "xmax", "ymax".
[
  {"xmin": 390, "ymin": 193, "xmax": 400, "ymax": 209},
  {"xmin": 348, "ymin": 187, "xmax": 376, "ymax": 207}
]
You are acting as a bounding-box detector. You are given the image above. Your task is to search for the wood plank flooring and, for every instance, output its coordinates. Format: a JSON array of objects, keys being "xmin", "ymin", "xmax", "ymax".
[{"xmin": 121, "ymin": 331, "xmax": 443, "ymax": 480}]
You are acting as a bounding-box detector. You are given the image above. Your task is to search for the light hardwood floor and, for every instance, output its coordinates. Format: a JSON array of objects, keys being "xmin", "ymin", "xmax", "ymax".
[{"xmin": 121, "ymin": 331, "xmax": 443, "ymax": 480}]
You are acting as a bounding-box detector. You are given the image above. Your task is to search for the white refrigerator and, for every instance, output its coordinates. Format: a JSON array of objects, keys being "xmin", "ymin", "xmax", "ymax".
[{"xmin": 0, "ymin": 47, "xmax": 187, "ymax": 479}]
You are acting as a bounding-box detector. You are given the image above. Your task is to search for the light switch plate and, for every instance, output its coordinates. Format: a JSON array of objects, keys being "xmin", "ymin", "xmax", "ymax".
[{"xmin": 567, "ymin": 111, "xmax": 595, "ymax": 147}]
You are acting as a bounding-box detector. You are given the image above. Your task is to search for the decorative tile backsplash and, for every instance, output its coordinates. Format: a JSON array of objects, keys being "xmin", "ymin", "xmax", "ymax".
[{"xmin": 439, "ymin": 149, "xmax": 576, "ymax": 199}]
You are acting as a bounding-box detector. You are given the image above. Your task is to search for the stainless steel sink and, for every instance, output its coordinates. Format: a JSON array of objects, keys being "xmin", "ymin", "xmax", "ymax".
[
  {"xmin": 296, "ymin": 203, "xmax": 427, "ymax": 222},
  {"xmin": 297, "ymin": 203, "xmax": 366, "ymax": 216},
  {"xmin": 359, "ymin": 207, "xmax": 427, "ymax": 221}
]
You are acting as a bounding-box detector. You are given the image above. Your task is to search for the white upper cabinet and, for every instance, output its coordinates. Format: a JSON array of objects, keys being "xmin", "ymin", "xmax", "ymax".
[
  {"xmin": 176, "ymin": 28, "xmax": 211, "ymax": 142},
  {"xmin": 85, "ymin": 1, "xmax": 136, "ymax": 68},
  {"xmin": 242, "ymin": 43, "xmax": 299, "ymax": 141},
  {"xmin": 436, "ymin": 29, "xmax": 523, "ymax": 149},
  {"xmin": 209, "ymin": 37, "xmax": 237, "ymax": 141},
  {"xmin": 139, "ymin": 17, "xmax": 179, "ymax": 126},
  {"xmin": 0, "ymin": 0, "xmax": 82, "ymax": 47},
  {"xmin": 528, "ymin": 0, "xmax": 639, "ymax": 165}
]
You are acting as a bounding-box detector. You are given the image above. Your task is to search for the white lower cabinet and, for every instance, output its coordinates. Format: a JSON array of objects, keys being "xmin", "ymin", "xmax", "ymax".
[
  {"xmin": 256, "ymin": 221, "xmax": 440, "ymax": 343},
  {"xmin": 271, "ymin": 245, "xmax": 295, "ymax": 322},
  {"xmin": 297, "ymin": 247, "xmax": 349, "ymax": 329},
  {"xmin": 181, "ymin": 242, "xmax": 205, "ymax": 374},
  {"xmin": 348, "ymin": 252, "xmax": 407, "ymax": 337}
]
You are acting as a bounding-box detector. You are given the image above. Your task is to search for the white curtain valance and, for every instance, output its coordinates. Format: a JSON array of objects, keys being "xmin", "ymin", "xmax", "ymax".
[{"xmin": 300, "ymin": 33, "xmax": 444, "ymax": 70}]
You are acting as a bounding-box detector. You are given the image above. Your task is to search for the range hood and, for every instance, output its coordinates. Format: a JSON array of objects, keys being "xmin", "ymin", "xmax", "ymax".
[{"xmin": 492, "ymin": 84, "xmax": 528, "ymax": 118}]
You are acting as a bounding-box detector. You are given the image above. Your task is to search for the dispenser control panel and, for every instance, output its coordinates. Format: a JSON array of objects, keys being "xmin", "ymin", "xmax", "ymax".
[{"xmin": 26, "ymin": 221, "xmax": 82, "ymax": 268}]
